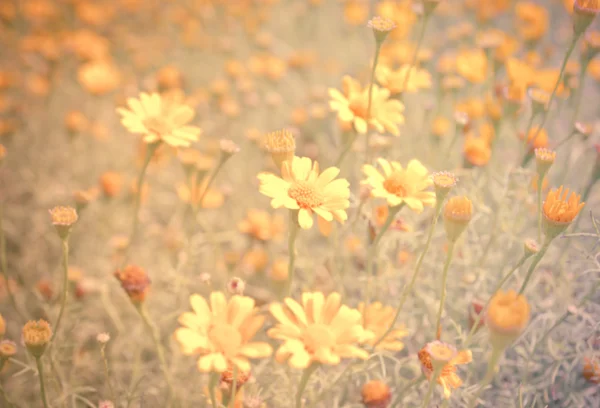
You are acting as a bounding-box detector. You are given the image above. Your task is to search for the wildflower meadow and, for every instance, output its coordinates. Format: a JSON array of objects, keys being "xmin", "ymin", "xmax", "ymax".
[{"xmin": 1, "ymin": 0, "xmax": 600, "ymax": 407}]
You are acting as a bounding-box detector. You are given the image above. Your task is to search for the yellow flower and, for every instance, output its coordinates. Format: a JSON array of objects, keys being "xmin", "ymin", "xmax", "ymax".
[
  {"xmin": 464, "ymin": 136, "xmax": 491, "ymax": 167},
  {"xmin": 486, "ymin": 290, "xmax": 530, "ymax": 349},
  {"xmin": 515, "ymin": 2, "xmax": 548, "ymax": 42},
  {"xmin": 175, "ymin": 292, "xmax": 272, "ymax": 373},
  {"xmin": 542, "ymin": 186, "xmax": 585, "ymax": 237},
  {"xmin": 328, "ymin": 75, "xmax": 405, "ymax": 136},
  {"xmin": 117, "ymin": 92, "xmax": 201, "ymax": 148},
  {"xmin": 268, "ymin": 292, "xmax": 370, "ymax": 368},
  {"xmin": 361, "ymin": 158, "xmax": 435, "ymax": 212},
  {"xmin": 456, "ymin": 49, "xmax": 488, "ymax": 84},
  {"xmin": 418, "ymin": 344, "xmax": 472, "ymax": 399},
  {"xmin": 358, "ymin": 302, "xmax": 408, "ymax": 351},
  {"xmin": 376, "ymin": 65, "xmax": 432, "ymax": 94},
  {"xmin": 257, "ymin": 157, "xmax": 350, "ymax": 229},
  {"xmin": 238, "ymin": 209, "xmax": 284, "ymax": 242}
]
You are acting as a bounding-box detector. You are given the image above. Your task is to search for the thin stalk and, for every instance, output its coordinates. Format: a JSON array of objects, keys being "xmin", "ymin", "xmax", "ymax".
[
  {"xmin": 402, "ymin": 15, "xmax": 429, "ymax": 92},
  {"xmin": 518, "ymin": 240, "xmax": 551, "ymax": 295},
  {"xmin": 100, "ymin": 345, "xmax": 116, "ymax": 404},
  {"xmin": 296, "ymin": 364, "xmax": 318, "ymax": 408},
  {"xmin": 52, "ymin": 239, "xmax": 70, "ymax": 341},
  {"xmin": 420, "ymin": 366, "xmax": 442, "ymax": 408},
  {"xmin": 467, "ymin": 347, "xmax": 503, "ymax": 408},
  {"xmin": 364, "ymin": 204, "xmax": 403, "ymax": 316},
  {"xmin": 36, "ymin": 357, "xmax": 51, "ymax": 408},
  {"xmin": 136, "ymin": 304, "xmax": 174, "ymax": 404},
  {"xmin": 228, "ymin": 365, "xmax": 238, "ymax": 408},
  {"xmin": 334, "ymin": 130, "xmax": 358, "ymax": 168},
  {"xmin": 285, "ymin": 210, "xmax": 300, "ymax": 297},
  {"xmin": 435, "ymin": 241, "xmax": 455, "ymax": 340},
  {"xmin": 463, "ymin": 255, "xmax": 529, "ymax": 348},
  {"xmin": 528, "ymin": 34, "xmax": 580, "ymax": 144},
  {"xmin": 208, "ymin": 372, "xmax": 219, "ymax": 408},
  {"xmin": 0, "ymin": 202, "xmax": 25, "ymax": 321},
  {"xmin": 536, "ymin": 177, "xmax": 544, "ymax": 242},
  {"xmin": 373, "ymin": 202, "xmax": 443, "ymax": 348},
  {"xmin": 521, "ymin": 112, "xmax": 537, "ymax": 156},
  {"xmin": 365, "ymin": 42, "xmax": 382, "ymax": 161},
  {"xmin": 194, "ymin": 162, "xmax": 224, "ymax": 214},
  {"xmin": 570, "ymin": 62, "xmax": 589, "ymax": 126}
]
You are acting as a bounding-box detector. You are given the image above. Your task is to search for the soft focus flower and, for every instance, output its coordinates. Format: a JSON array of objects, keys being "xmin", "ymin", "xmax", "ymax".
[
  {"xmin": 361, "ymin": 380, "xmax": 392, "ymax": 408},
  {"xmin": 22, "ymin": 320, "xmax": 52, "ymax": 357},
  {"xmin": 77, "ymin": 60, "xmax": 120, "ymax": 95},
  {"xmin": 329, "ymin": 76, "xmax": 405, "ymax": 136},
  {"xmin": 464, "ymin": 136, "xmax": 491, "ymax": 167},
  {"xmin": 486, "ymin": 290, "xmax": 530, "ymax": 349},
  {"xmin": 361, "ymin": 158, "xmax": 435, "ymax": 211},
  {"xmin": 432, "ymin": 171, "xmax": 457, "ymax": 200},
  {"xmin": 367, "ymin": 16, "xmax": 396, "ymax": 43},
  {"xmin": 268, "ymin": 292, "xmax": 370, "ymax": 368},
  {"xmin": 358, "ymin": 302, "xmax": 408, "ymax": 351},
  {"xmin": 534, "ymin": 148, "xmax": 556, "ymax": 178},
  {"xmin": 114, "ymin": 265, "xmax": 151, "ymax": 304},
  {"xmin": 418, "ymin": 344, "xmax": 472, "ymax": 398},
  {"xmin": 0, "ymin": 340, "xmax": 17, "ymax": 359},
  {"xmin": 542, "ymin": 186, "xmax": 585, "ymax": 238},
  {"xmin": 376, "ymin": 65, "xmax": 432, "ymax": 94},
  {"xmin": 257, "ymin": 157, "xmax": 350, "ymax": 229},
  {"xmin": 263, "ymin": 129, "xmax": 296, "ymax": 171},
  {"xmin": 238, "ymin": 209, "xmax": 284, "ymax": 241},
  {"xmin": 520, "ymin": 126, "xmax": 549, "ymax": 151},
  {"xmin": 443, "ymin": 196, "xmax": 473, "ymax": 242},
  {"xmin": 574, "ymin": 0, "xmax": 600, "ymax": 34},
  {"xmin": 175, "ymin": 292, "xmax": 272, "ymax": 373},
  {"xmin": 456, "ymin": 49, "xmax": 488, "ymax": 83},
  {"xmin": 117, "ymin": 92, "xmax": 201, "ymax": 148},
  {"xmin": 583, "ymin": 356, "xmax": 600, "ymax": 384},
  {"xmin": 515, "ymin": 2, "xmax": 548, "ymax": 42},
  {"xmin": 49, "ymin": 206, "xmax": 78, "ymax": 239},
  {"xmin": 227, "ymin": 277, "xmax": 245, "ymax": 295}
]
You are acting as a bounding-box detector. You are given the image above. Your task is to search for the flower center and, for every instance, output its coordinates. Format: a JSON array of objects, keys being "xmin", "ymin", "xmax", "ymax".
[
  {"xmin": 143, "ymin": 116, "xmax": 171, "ymax": 135},
  {"xmin": 383, "ymin": 172, "xmax": 408, "ymax": 197},
  {"xmin": 208, "ymin": 323, "xmax": 242, "ymax": 358},
  {"xmin": 349, "ymin": 97, "xmax": 369, "ymax": 119},
  {"xmin": 288, "ymin": 181, "xmax": 324, "ymax": 209},
  {"xmin": 303, "ymin": 324, "xmax": 335, "ymax": 353}
]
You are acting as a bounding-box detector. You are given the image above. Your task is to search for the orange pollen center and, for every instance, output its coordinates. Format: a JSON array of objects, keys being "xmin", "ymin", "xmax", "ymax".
[
  {"xmin": 208, "ymin": 323, "xmax": 242, "ymax": 357},
  {"xmin": 349, "ymin": 97, "xmax": 369, "ymax": 119},
  {"xmin": 288, "ymin": 181, "xmax": 324, "ymax": 209},
  {"xmin": 303, "ymin": 324, "xmax": 335, "ymax": 353},
  {"xmin": 143, "ymin": 116, "xmax": 171, "ymax": 135},
  {"xmin": 383, "ymin": 174, "xmax": 408, "ymax": 197}
]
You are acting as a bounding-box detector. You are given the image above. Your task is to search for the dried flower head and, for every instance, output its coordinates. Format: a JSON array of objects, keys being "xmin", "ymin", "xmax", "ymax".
[
  {"xmin": 96, "ymin": 332, "xmax": 110, "ymax": 344},
  {"xmin": 443, "ymin": 196, "xmax": 473, "ymax": 242},
  {"xmin": 453, "ymin": 111, "xmax": 470, "ymax": 127},
  {"xmin": 263, "ymin": 129, "xmax": 296, "ymax": 171},
  {"xmin": 114, "ymin": 265, "xmax": 151, "ymax": 304},
  {"xmin": 418, "ymin": 344, "xmax": 472, "ymax": 398},
  {"xmin": 367, "ymin": 16, "xmax": 396, "ymax": 43},
  {"xmin": 524, "ymin": 239, "xmax": 540, "ymax": 256},
  {"xmin": 220, "ymin": 362, "xmax": 251, "ymax": 389},
  {"xmin": 49, "ymin": 206, "xmax": 78, "ymax": 239},
  {"xmin": 227, "ymin": 277, "xmax": 245, "ymax": 295},
  {"xmin": 425, "ymin": 340, "xmax": 458, "ymax": 368},
  {"xmin": 432, "ymin": 171, "xmax": 457, "ymax": 200},
  {"xmin": 219, "ymin": 139, "xmax": 240, "ymax": 161},
  {"xmin": 361, "ymin": 380, "xmax": 392, "ymax": 408},
  {"xmin": 486, "ymin": 290, "xmax": 530, "ymax": 350},
  {"xmin": 574, "ymin": 121, "xmax": 593, "ymax": 139},
  {"xmin": 22, "ymin": 320, "xmax": 52, "ymax": 357},
  {"xmin": 542, "ymin": 186, "xmax": 585, "ymax": 238},
  {"xmin": 0, "ymin": 340, "xmax": 17, "ymax": 359}
]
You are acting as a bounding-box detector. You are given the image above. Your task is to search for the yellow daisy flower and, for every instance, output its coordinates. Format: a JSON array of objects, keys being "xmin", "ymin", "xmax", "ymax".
[
  {"xmin": 174, "ymin": 292, "xmax": 272, "ymax": 373},
  {"xmin": 376, "ymin": 64, "xmax": 432, "ymax": 94},
  {"xmin": 358, "ymin": 302, "xmax": 408, "ymax": 351},
  {"xmin": 328, "ymin": 75, "xmax": 405, "ymax": 136},
  {"xmin": 361, "ymin": 158, "xmax": 435, "ymax": 212},
  {"xmin": 418, "ymin": 345, "xmax": 472, "ymax": 399},
  {"xmin": 257, "ymin": 156, "xmax": 350, "ymax": 229},
  {"xmin": 117, "ymin": 92, "xmax": 201, "ymax": 148},
  {"xmin": 268, "ymin": 292, "xmax": 371, "ymax": 368}
]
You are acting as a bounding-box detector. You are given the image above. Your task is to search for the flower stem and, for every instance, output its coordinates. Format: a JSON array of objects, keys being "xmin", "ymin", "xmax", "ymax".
[
  {"xmin": 420, "ymin": 366, "xmax": 441, "ymax": 408},
  {"xmin": 296, "ymin": 363, "xmax": 318, "ymax": 408},
  {"xmin": 285, "ymin": 210, "xmax": 300, "ymax": 297},
  {"xmin": 364, "ymin": 204, "xmax": 403, "ymax": 317},
  {"xmin": 365, "ymin": 41, "xmax": 383, "ymax": 162},
  {"xmin": 195, "ymin": 162, "xmax": 225, "ymax": 214},
  {"xmin": 527, "ymin": 34, "xmax": 580, "ymax": 146},
  {"xmin": 536, "ymin": 177, "xmax": 544, "ymax": 242},
  {"xmin": 334, "ymin": 130, "xmax": 358, "ymax": 168},
  {"xmin": 435, "ymin": 241, "xmax": 455, "ymax": 340},
  {"xmin": 0, "ymin": 202, "xmax": 25, "ymax": 321},
  {"xmin": 467, "ymin": 347, "xmax": 503, "ymax": 408},
  {"xmin": 35, "ymin": 357, "xmax": 50, "ymax": 408},
  {"xmin": 209, "ymin": 372, "xmax": 219, "ymax": 408},
  {"xmin": 228, "ymin": 365, "xmax": 238, "ymax": 408},
  {"xmin": 52, "ymin": 239, "xmax": 70, "ymax": 342},
  {"xmin": 463, "ymin": 255, "xmax": 529, "ymax": 348},
  {"xmin": 518, "ymin": 240, "xmax": 551, "ymax": 295},
  {"xmin": 101, "ymin": 344, "xmax": 116, "ymax": 404},
  {"xmin": 521, "ymin": 112, "xmax": 537, "ymax": 157},
  {"xmin": 373, "ymin": 202, "xmax": 442, "ymax": 348},
  {"xmin": 136, "ymin": 304, "xmax": 174, "ymax": 404},
  {"xmin": 402, "ymin": 15, "xmax": 429, "ymax": 92}
]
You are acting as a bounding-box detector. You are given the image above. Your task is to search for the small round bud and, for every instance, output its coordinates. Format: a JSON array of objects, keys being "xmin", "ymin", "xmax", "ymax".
[
  {"xmin": 227, "ymin": 277, "xmax": 245, "ymax": 295},
  {"xmin": 443, "ymin": 196, "xmax": 473, "ymax": 242},
  {"xmin": 361, "ymin": 380, "xmax": 392, "ymax": 408},
  {"xmin": 0, "ymin": 340, "xmax": 17, "ymax": 359},
  {"xmin": 49, "ymin": 206, "xmax": 78, "ymax": 240},
  {"xmin": 367, "ymin": 16, "xmax": 396, "ymax": 44},
  {"xmin": 22, "ymin": 320, "xmax": 52, "ymax": 358},
  {"xmin": 219, "ymin": 139, "xmax": 240, "ymax": 162},
  {"xmin": 524, "ymin": 239, "xmax": 540, "ymax": 256},
  {"xmin": 96, "ymin": 332, "xmax": 110, "ymax": 344}
]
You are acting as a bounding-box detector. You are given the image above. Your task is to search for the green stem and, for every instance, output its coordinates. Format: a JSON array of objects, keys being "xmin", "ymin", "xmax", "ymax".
[
  {"xmin": 463, "ymin": 255, "xmax": 529, "ymax": 348},
  {"xmin": 528, "ymin": 34, "xmax": 580, "ymax": 146},
  {"xmin": 402, "ymin": 15, "xmax": 429, "ymax": 92},
  {"xmin": 467, "ymin": 347, "xmax": 503, "ymax": 408},
  {"xmin": 364, "ymin": 204, "xmax": 403, "ymax": 316},
  {"xmin": 136, "ymin": 304, "xmax": 174, "ymax": 404},
  {"xmin": 296, "ymin": 364, "xmax": 318, "ymax": 408},
  {"xmin": 52, "ymin": 239, "xmax": 70, "ymax": 342},
  {"xmin": 334, "ymin": 130, "xmax": 358, "ymax": 168},
  {"xmin": 0, "ymin": 202, "xmax": 25, "ymax": 321},
  {"xmin": 435, "ymin": 241, "xmax": 455, "ymax": 340},
  {"xmin": 365, "ymin": 42, "xmax": 382, "ymax": 161},
  {"xmin": 36, "ymin": 357, "xmax": 50, "ymax": 408},
  {"xmin": 372, "ymin": 202, "xmax": 442, "ymax": 348},
  {"xmin": 570, "ymin": 62, "xmax": 589, "ymax": 125},
  {"xmin": 518, "ymin": 240, "xmax": 551, "ymax": 295},
  {"xmin": 521, "ymin": 112, "xmax": 536, "ymax": 156},
  {"xmin": 228, "ymin": 365, "xmax": 238, "ymax": 408},
  {"xmin": 101, "ymin": 345, "xmax": 116, "ymax": 405},
  {"xmin": 195, "ymin": 162, "xmax": 224, "ymax": 213},
  {"xmin": 209, "ymin": 372, "xmax": 219, "ymax": 408},
  {"xmin": 420, "ymin": 366, "xmax": 442, "ymax": 408},
  {"xmin": 285, "ymin": 210, "xmax": 300, "ymax": 297},
  {"xmin": 536, "ymin": 177, "xmax": 544, "ymax": 243}
]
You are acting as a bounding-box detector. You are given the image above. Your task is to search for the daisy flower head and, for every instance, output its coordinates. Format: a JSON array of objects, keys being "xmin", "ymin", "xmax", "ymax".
[
  {"xmin": 117, "ymin": 92, "xmax": 201, "ymax": 148},
  {"xmin": 268, "ymin": 292, "xmax": 371, "ymax": 369},
  {"xmin": 358, "ymin": 302, "xmax": 408, "ymax": 351},
  {"xmin": 361, "ymin": 158, "xmax": 435, "ymax": 212},
  {"xmin": 542, "ymin": 186, "xmax": 585, "ymax": 238},
  {"xmin": 328, "ymin": 76, "xmax": 405, "ymax": 136},
  {"xmin": 418, "ymin": 343, "xmax": 472, "ymax": 399},
  {"xmin": 257, "ymin": 156, "xmax": 350, "ymax": 229},
  {"xmin": 174, "ymin": 292, "xmax": 272, "ymax": 373}
]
